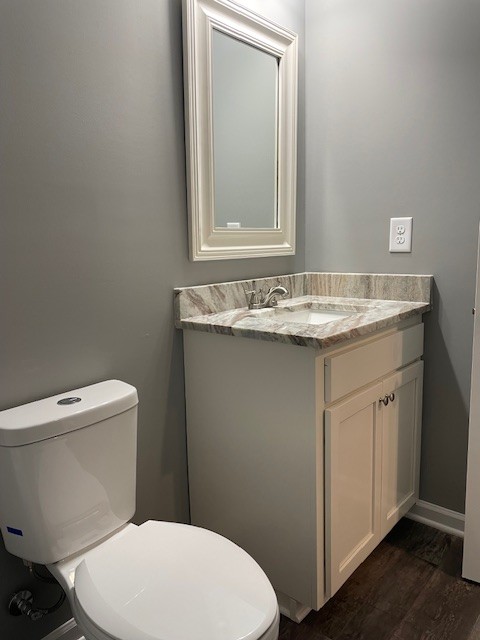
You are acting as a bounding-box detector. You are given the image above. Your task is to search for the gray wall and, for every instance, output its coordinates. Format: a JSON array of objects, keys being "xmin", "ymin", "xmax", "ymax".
[
  {"xmin": 305, "ymin": 0, "xmax": 480, "ymax": 513},
  {"xmin": 0, "ymin": 1, "xmax": 305, "ymax": 637}
]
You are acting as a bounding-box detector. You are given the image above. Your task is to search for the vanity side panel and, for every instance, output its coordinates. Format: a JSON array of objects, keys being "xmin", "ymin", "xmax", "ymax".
[
  {"xmin": 315, "ymin": 353, "xmax": 326, "ymax": 609},
  {"xmin": 184, "ymin": 331, "xmax": 319, "ymax": 608}
]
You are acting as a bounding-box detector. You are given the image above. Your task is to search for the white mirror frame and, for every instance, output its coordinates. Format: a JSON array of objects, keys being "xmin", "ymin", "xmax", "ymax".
[{"xmin": 182, "ymin": 0, "xmax": 298, "ymax": 261}]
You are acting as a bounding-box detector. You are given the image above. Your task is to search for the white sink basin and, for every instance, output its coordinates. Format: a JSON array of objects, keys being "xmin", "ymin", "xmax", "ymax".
[
  {"xmin": 272, "ymin": 308, "xmax": 352, "ymax": 325},
  {"xmin": 250, "ymin": 303, "xmax": 358, "ymax": 326},
  {"xmin": 248, "ymin": 300, "xmax": 374, "ymax": 327}
]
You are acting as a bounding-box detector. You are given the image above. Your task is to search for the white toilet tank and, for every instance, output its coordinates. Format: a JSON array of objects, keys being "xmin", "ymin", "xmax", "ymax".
[{"xmin": 0, "ymin": 380, "xmax": 138, "ymax": 565}]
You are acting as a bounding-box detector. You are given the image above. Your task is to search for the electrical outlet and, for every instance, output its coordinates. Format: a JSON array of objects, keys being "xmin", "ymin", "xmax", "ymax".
[{"xmin": 389, "ymin": 217, "xmax": 412, "ymax": 253}]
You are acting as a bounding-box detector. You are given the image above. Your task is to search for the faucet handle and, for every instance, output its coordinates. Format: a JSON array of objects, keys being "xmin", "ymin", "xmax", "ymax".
[{"xmin": 243, "ymin": 287, "xmax": 258, "ymax": 308}]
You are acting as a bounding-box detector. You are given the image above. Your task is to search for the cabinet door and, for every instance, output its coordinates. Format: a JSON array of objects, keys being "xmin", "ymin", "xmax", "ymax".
[
  {"xmin": 381, "ymin": 361, "xmax": 423, "ymax": 538},
  {"xmin": 325, "ymin": 382, "xmax": 383, "ymax": 597}
]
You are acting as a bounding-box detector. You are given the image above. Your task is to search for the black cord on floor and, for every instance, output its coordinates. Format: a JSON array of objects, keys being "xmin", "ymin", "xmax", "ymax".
[
  {"xmin": 40, "ymin": 589, "xmax": 66, "ymax": 615},
  {"xmin": 32, "ymin": 565, "xmax": 57, "ymax": 584},
  {"xmin": 32, "ymin": 564, "xmax": 66, "ymax": 614}
]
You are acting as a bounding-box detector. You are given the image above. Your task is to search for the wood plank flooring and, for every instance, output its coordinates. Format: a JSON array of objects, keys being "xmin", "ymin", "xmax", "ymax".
[{"xmin": 279, "ymin": 519, "xmax": 480, "ymax": 640}]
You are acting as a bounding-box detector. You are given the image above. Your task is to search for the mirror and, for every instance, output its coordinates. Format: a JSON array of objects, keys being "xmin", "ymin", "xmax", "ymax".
[
  {"xmin": 212, "ymin": 30, "xmax": 278, "ymax": 230},
  {"xmin": 182, "ymin": 0, "xmax": 298, "ymax": 260}
]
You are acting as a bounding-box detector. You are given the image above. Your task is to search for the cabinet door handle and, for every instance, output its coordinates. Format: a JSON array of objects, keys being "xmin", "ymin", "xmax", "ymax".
[
  {"xmin": 379, "ymin": 395, "xmax": 389, "ymax": 406},
  {"xmin": 388, "ymin": 392, "xmax": 395, "ymax": 402}
]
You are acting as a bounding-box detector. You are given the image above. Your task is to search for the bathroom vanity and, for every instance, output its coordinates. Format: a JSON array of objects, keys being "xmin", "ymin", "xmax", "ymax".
[{"xmin": 175, "ymin": 272, "xmax": 432, "ymax": 622}]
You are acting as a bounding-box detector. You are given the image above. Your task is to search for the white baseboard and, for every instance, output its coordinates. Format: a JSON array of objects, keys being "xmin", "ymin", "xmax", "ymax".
[
  {"xmin": 42, "ymin": 618, "xmax": 83, "ymax": 640},
  {"xmin": 406, "ymin": 499, "xmax": 465, "ymax": 538}
]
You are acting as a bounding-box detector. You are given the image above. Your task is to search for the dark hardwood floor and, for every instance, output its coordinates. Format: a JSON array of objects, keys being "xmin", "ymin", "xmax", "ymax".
[{"xmin": 279, "ymin": 519, "xmax": 480, "ymax": 640}]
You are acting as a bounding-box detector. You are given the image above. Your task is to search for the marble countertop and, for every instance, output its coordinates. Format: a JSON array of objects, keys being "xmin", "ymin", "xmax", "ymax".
[{"xmin": 179, "ymin": 294, "xmax": 431, "ymax": 349}]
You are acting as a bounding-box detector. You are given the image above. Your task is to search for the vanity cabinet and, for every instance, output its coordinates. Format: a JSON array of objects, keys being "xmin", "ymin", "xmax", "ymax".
[
  {"xmin": 381, "ymin": 362, "xmax": 423, "ymax": 537},
  {"xmin": 325, "ymin": 382, "xmax": 383, "ymax": 597},
  {"xmin": 325, "ymin": 360, "xmax": 423, "ymax": 596},
  {"xmin": 183, "ymin": 317, "xmax": 424, "ymax": 621}
]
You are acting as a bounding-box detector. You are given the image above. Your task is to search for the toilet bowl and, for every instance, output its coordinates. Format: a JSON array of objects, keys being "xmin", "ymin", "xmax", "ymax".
[
  {"xmin": 49, "ymin": 520, "xmax": 279, "ymax": 640},
  {"xmin": 0, "ymin": 381, "xmax": 279, "ymax": 640}
]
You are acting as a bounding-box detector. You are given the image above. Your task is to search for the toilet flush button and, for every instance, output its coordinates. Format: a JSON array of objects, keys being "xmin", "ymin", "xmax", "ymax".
[{"xmin": 57, "ymin": 397, "xmax": 82, "ymax": 405}]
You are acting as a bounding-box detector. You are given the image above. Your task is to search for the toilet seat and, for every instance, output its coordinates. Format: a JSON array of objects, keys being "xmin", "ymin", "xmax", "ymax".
[
  {"xmin": 72, "ymin": 520, "xmax": 279, "ymax": 640},
  {"xmin": 74, "ymin": 596, "xmax": 280, "ymax": 640}
]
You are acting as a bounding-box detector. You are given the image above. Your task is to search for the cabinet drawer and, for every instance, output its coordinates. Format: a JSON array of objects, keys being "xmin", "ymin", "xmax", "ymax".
[{"xmin": 325, "ymin": 324, "xmax": 424, "ymax": 404}]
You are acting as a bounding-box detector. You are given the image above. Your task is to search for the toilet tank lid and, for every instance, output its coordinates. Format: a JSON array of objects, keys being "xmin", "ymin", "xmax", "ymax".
[{"xmin": 0, "ymin": 380, "xmax": 138, "ymax": 447}]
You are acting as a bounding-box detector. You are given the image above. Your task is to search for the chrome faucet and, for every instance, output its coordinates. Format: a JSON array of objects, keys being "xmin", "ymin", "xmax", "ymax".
[{"xmin": 245, "ymin": 285, "xmax": 289, "ymax": 310}]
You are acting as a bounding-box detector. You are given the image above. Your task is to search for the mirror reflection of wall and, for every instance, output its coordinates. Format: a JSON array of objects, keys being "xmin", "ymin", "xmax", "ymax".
[{"xmin": 212, "ymin": 30, "xmax": 278, "ymax": 229}]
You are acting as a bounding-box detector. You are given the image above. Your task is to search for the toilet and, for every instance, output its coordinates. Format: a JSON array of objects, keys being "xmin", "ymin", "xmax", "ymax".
[{"xmin": 0, "ymin": 380, "xmax": 279, "ymax": 640}]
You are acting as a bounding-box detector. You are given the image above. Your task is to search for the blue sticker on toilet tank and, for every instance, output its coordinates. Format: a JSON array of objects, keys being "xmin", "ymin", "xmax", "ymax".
[{"xmin": 6, "ymin": 526, "xmax": 23, "ymax": 536}]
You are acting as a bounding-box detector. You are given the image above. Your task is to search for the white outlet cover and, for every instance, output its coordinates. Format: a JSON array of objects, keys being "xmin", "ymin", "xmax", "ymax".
[{"xmin": 389, "ymin": 217, "xmax": 412, "ymax": 253}]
